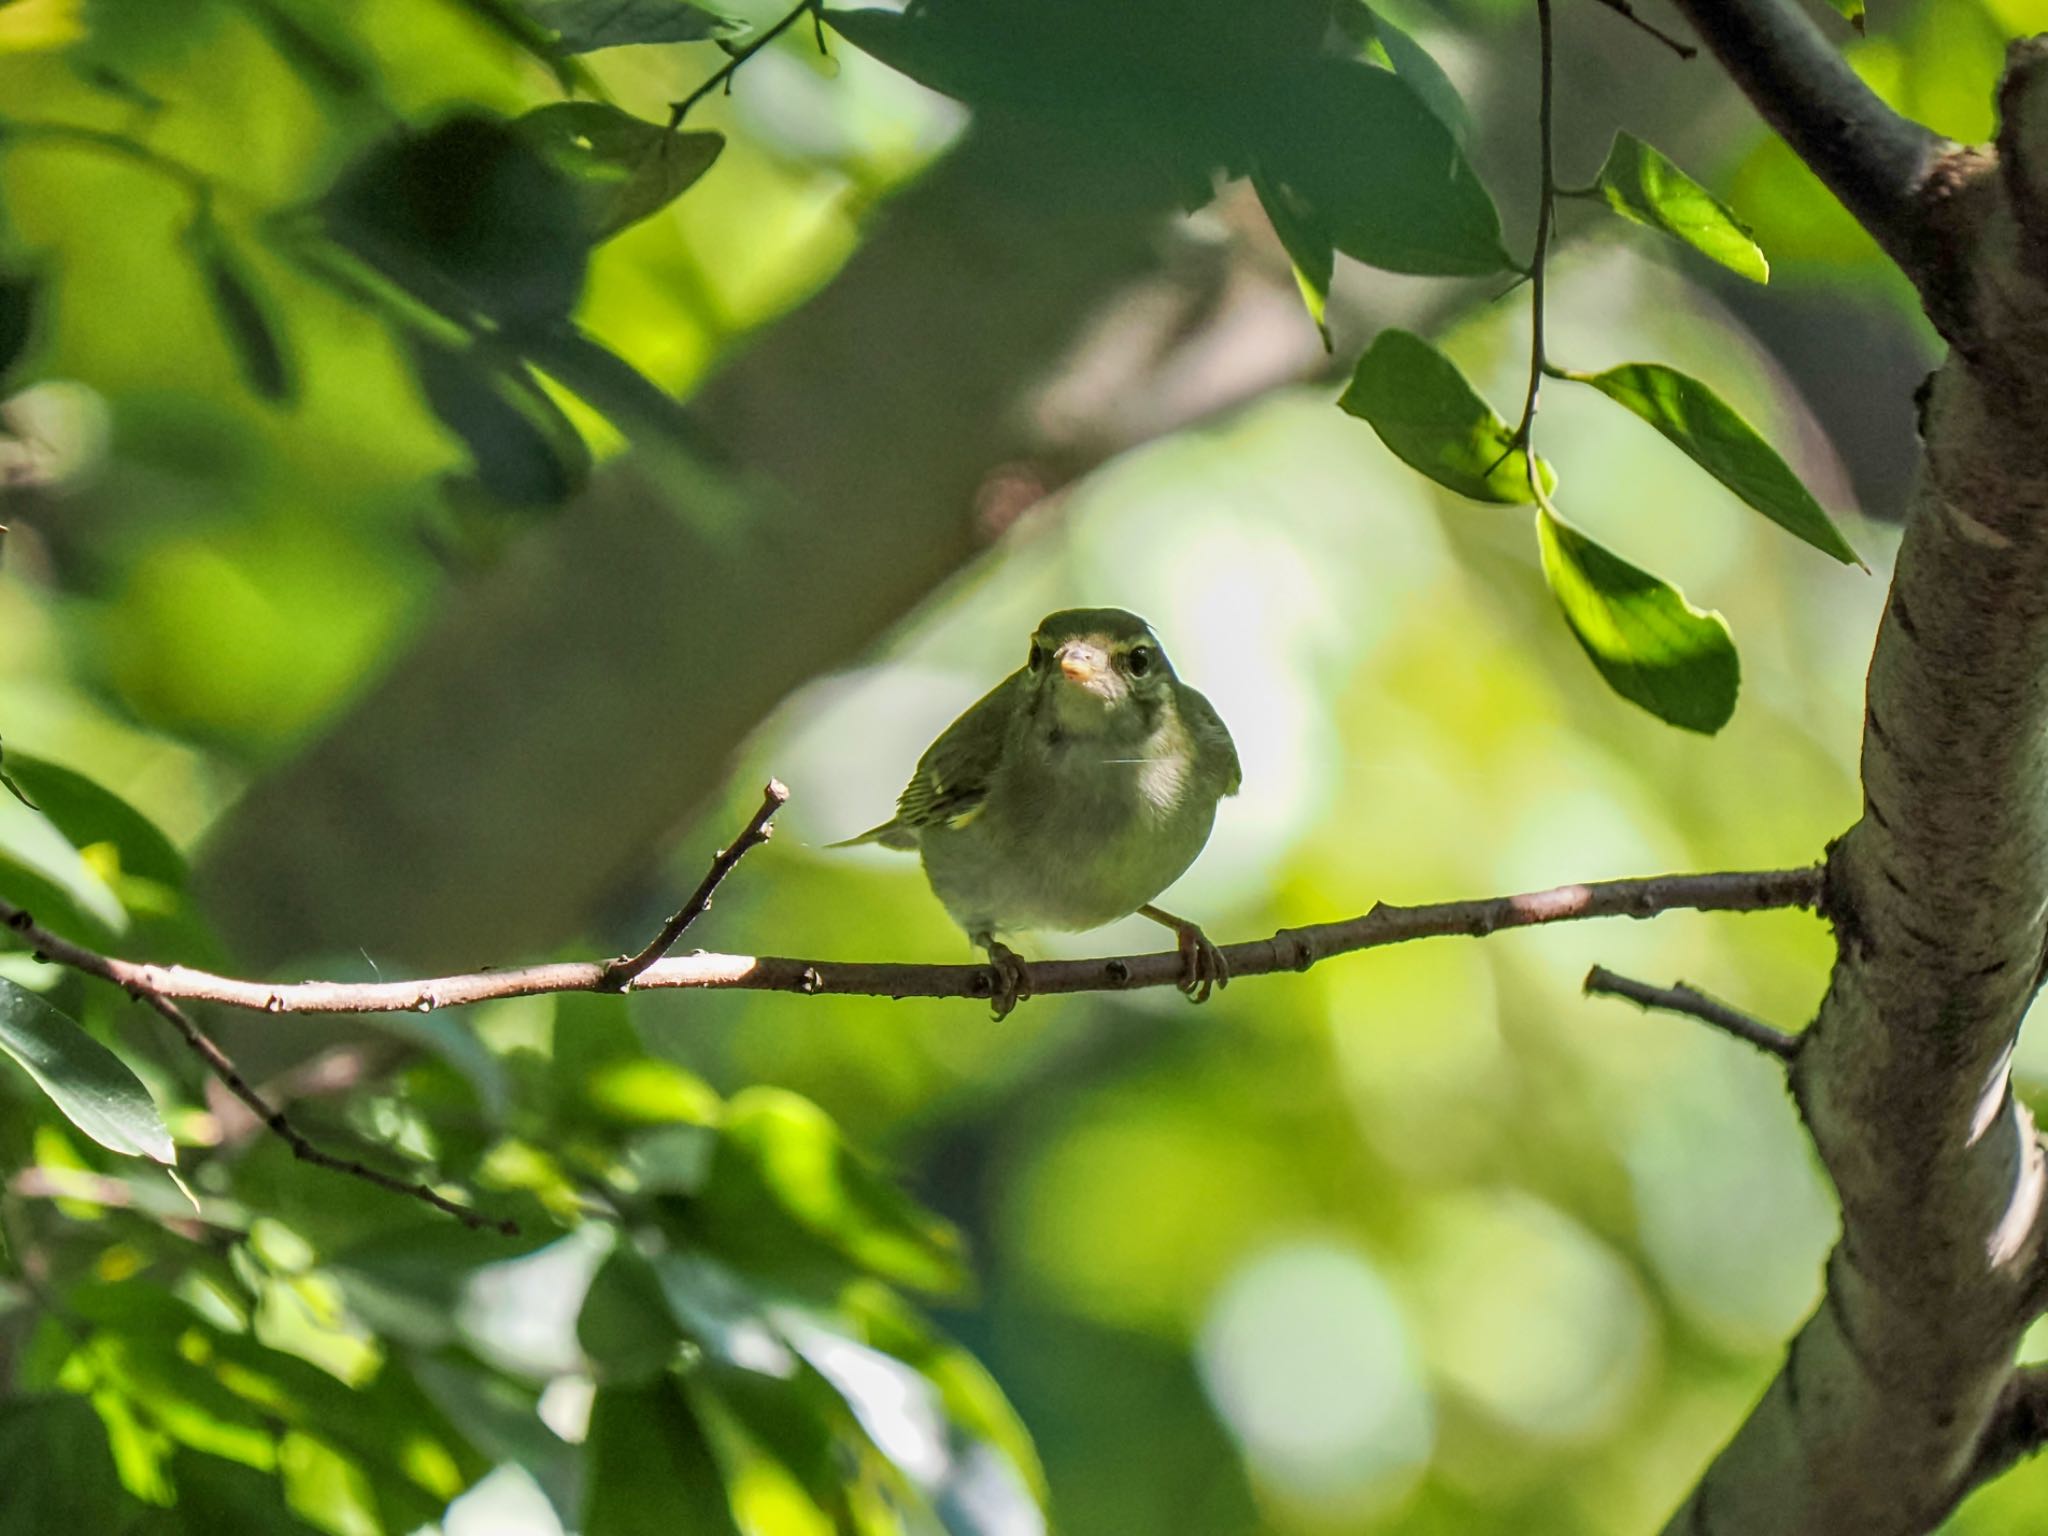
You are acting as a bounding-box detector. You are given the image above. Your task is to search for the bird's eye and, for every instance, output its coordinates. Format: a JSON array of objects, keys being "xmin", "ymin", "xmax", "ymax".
[
  {"xmin": 1125, "ymin": 645, "xmax": 1153, "ymax": 677},
  {"xmin": 1028, "ymin": 642, "xmax": 1045, "ymax": 672}
]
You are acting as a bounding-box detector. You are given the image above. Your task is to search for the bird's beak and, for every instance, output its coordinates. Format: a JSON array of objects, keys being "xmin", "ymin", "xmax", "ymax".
[{"xmin": 1057, "ymin": 642, "xmax": 1109, "ymax": 687}]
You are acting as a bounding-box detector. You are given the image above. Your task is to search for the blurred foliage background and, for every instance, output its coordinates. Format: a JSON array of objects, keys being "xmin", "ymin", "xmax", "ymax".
[{"xmin": 6, "ymin": 0, "xmax": 2048, "ymax": 1531}]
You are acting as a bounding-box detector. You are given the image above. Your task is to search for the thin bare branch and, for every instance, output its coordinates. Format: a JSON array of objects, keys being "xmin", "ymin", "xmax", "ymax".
[
  {"xmin": 136, "ymin": 987, "xmax": 516, "ymax": 1235},
  {"xmin": 1583, "ymin": 0, "xmax": 1696, "ymax": 60},
  {"xmin": 602, "ymin": 779, "xmax": 787, "ymax": 988},
  {"xmin": 2, "ymin": 866, "xmax": 1822, "ymax": 1015},
  {"xmin": 1583, "ymin": 963, "xmax": 1800, "ymax": 1060}
]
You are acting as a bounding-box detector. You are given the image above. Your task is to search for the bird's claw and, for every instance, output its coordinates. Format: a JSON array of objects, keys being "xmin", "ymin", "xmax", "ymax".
[
  {"xmin": 1174, "ymin": 924, "xmax": 1228, "ymax": 1004},
  {"xmin": 981, "ymin": 940, "xmax": 1032, "ymax": 1020}
]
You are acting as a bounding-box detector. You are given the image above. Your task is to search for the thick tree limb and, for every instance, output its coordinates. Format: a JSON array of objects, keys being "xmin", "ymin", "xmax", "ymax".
[
  {"xmin": 1664, "ymin": 0, "xmax": 1949, "ymax": 281},
  {"xmin": 1656, "ymin": 41, "xmax": 2048, "ymax": 1536},
  {"xmin": 1, "ymin": 866, "xmax": 1819, "ymax": 1013}
]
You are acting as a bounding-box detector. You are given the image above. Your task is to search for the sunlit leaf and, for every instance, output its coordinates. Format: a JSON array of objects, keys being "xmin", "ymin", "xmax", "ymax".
[
  {"xmin": 1339, "ymin": 329, "xmax": 1554, "ymax": 504},
  {"xmin": 515, "ymin": 103, "xmax": 724, "ymax": 241},
  {"xmin": 585, "ymin": 1378, "xmax": 742, "ymax": 1536},
  {"xmin": 240, "ymin": 0, "xmax": 372, "ymax": 97},
  {"xmin": 1252, "ymin": 172, "xmax": 1333, "ymax": 351},
  {"xmin": 1575, "ymin": 362, "xmax": 1860, "ymax": 564},
  {"xmin": 705, "ymin": 1087, "xmax": 969, "ymax": 1296},
  {"xmin": 1590, "ymin": 132, "xmax": 1768, "ymax": 283},
  {"xmin": 185, "ymin": 219, "xmax": 296, "ymax": 404},
  {"xmin": 0, "ymin": 980, "xmax": 175, "ymax": 1163},
  {"xmin": 0, "ymin": 0, "xmax": 85, "ymax": 53},
  {"xmin": 530, "ymin": 0, "xmax": 736, "ymax": 52},
  {"xmin": 1822, "ymin": 0, "xmax": 1866, "ymax": 32},
  {"xmin": 0, "ymin": 753, "xmax": 187, "ymax": 887},
  {"xmin": 1536, "ymin": 508, "xmax": 1739, "ymax": 733},
  {"xmin": 1257, "ymin": 58, "xmax": 1509, "ymax": 276}
]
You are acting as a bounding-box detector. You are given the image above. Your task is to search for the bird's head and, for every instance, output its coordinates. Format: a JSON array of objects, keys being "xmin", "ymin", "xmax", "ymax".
[{"xmin": 1025, "ymin": 607, "xmax": 1176, "ymax": 733}]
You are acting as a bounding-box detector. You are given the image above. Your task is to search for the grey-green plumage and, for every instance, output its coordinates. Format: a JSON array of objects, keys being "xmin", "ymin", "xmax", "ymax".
[{"xmin": 837, "ymin": 608, "xmax": 1239, "ymax": 1010}]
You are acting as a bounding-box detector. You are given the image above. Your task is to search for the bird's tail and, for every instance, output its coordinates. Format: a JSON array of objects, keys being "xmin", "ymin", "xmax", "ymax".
[{"xmin": 827, "ymin": 819, "xmax": 917, "ymax": 851}]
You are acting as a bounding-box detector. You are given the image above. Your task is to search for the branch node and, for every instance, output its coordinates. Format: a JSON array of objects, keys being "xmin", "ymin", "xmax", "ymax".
[{"xmin": 602, "ymin": 779, "xmax": 788, "ymax": 989}]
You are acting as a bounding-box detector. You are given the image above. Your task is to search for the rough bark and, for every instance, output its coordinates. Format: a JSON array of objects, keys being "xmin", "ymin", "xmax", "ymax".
[{"xmin": 1651, "ymin": 34, "xmax": 2048, "ymax": 1536}]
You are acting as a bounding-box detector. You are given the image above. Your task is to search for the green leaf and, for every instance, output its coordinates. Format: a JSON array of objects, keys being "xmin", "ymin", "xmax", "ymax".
[
  {"xmin": 1574, "ymin": 362, "xmax": 1860, "ymax": 564},
  {"xmin": 1257, "ymin": 58, "xmax": 1509, "ymax": 277},
  {"xmin": 0, "ymin": 1396, "xmax": 137, "ymax": 1530},
  {"xmin": 584, "ymin": 1378, "xmax": 742, "ymax": 1536},
  {"xmin": 323, "ymin": 114, "xmax": 590, "ymax": 332},
  {"xmin": 406, "ymin": 336, "xmax": 590, "ymax": 507},
  {"xmin": 1252, "ymin": 172, "xmax": 1333, "ymax": 352},
  {"xmin": 0, "ymin": 753, "xmax": 187, "ymax": 887},
  {"xmin": 514, "ymin": 103, "xmax": 724, "ymax": 242},
  {"xmin": 530, "ymin": 0, "xmax": 736, "ymax": 52},
  {"xmin": 1590, "ymin": 132, "xmax": 1768, "ymax": 283},
  {"xmin": 1336, "ymin": 2, "xmax": 1470, "ymax": 142},
  {"xmin": 0, "ymin": 980, "xmax": 175, "ymax": 1163},
  {"xmin": 1537, "ymin": 508, "xmax": 1739, "ymax": 733},
  {"xmin": 1822, "ymin": 0, "xmax": 1866, "ymax": 31},
  {"xmin": 1339, "ymin": 329, "xmax": 1554, "ymax": 504},
  {"xmin": 578, "ymin": 1245, "xmax": 685, "ymax": 1385},
  {"xmin": 0, "ymin": 270, "xmax": 39, "ymax": 383},
  {"xmin": 185, "ymin": 218, "xmax": 297, "ymax": 403},
  {"xmin": 136, "ymin": 1451, "xmax": 327, "ymax": 1536},
  {"xmin": 822, "ymin": 8, "xmax": 989, "ymax": 102},
  {"xmin": 704, "ymin": 1087, "xmax": 969, "ymax": 1296}
]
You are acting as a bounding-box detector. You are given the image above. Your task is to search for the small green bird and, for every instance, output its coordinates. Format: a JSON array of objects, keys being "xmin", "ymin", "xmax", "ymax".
[{"xmin": 836, "ymin": 607, "xmax": 1240, "ymax": 1015}]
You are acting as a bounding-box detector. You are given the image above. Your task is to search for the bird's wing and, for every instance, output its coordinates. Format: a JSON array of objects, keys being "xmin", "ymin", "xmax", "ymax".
[
  {"xmin": 1180, "ymin": 684, "xmax": 1241, "ymax": 796},
  {"xmin": 892, "ymin": 670, "xmax": 1024, "ymax": 832}
]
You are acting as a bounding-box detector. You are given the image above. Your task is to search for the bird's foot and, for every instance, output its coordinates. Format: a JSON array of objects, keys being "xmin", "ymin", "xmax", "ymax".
[
  {"xmin": 1138, "ymin": 905, "xmax": 1228, "ymax": 1003},
  {"xmin": 979, "ymin": 938, "xmax": 1032, "ymax": 1020}
]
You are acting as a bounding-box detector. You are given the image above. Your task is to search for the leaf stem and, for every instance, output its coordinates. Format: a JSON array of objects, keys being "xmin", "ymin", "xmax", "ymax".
[{"xmin": 668, "ymin": 0, "xmax": 825, "ymax": 128}]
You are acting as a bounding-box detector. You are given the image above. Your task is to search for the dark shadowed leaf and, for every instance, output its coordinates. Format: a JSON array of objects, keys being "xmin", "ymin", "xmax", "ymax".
[
  {"xmin": 531, "ymin": 0, "xmax": 736, "ymax": 52},
  {"xmin": 324, "ymin": 115, "xmax": 590, "ymax": 330},
  {"xmin": 132, "ymin": 1451, "xmax": 326, "ymax": 1536},
  {"xmin": 0, "ymin": 1397, "xmax": 136, "ymax": 1530},
  {"xmin": 406, "ymin": 337, "xmax": 590, "ymax": 506},
  {"xmin": 515, "ymin": 103, "xmax": 724, "ymax": 241},
  {"xmin": 585, "ymin": 1378, "xmax": 742, "ymax": 1536},
  {"xmin": 1, "ymin": 752, "xmax": 186, "ymax": 886},
  {"xmin": 1590, "ymin": 132, "xmax": 1768, "ymax": 283},
  {"xmin": 0, "ymin": 270, "xmax": 39, "ymax": 382},
  {"xmin": 1257, "ymin": 58, "xmax": 1507, "ymax": 276},
  {"xmin": 185, "ymin": 220, "xmax": 296, "ymax": 403},
  {"xmin": 578, "ymin": 1245, "xmax": 686, "ymax": 1385},
  {"xmin": 822, "ymin": 8, "xmax": 989, "ymax": 101},
  {"xmin": 1340, "ymin": 329, "xmax": 1554, "ymax": 503},
  {"xmin": 0, "ymin": 980, "xmax": 175, "ymax": 1162},
  {"xmin": 1336, "ymin": 1, "xmax": 1470, "ymax": 141},
  {"xmin": 1253, "ymin": 172, "xmax": 1333, "ymax": 351},
  {"xmin": 1575, "ymin": 362, "xmax": 1859, "ymax": 564},
  {"xmin": 1537, "ymin": 508, "xmax": 1739, "ymax": 733}
]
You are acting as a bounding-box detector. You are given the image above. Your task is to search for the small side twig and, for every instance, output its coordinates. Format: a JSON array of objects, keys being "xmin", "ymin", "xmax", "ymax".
[
  {"xmin": 668, "ymin": 0, "xmax": 824, "ymax": 127},
  {"xmin": 601, "ymin": 779, "xmax": 787, "ymax": 989},
  {"xmin": 1582, "ymin": 0, "xmax": 1698, "ymax": 59},
  {"xmin": 1584, "ymin": 964, "xmax": 1800, "ymax": 1060},
  {"xmin": 141, "ymin": 988, "xmax": 517, "ymax": 1234}
]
